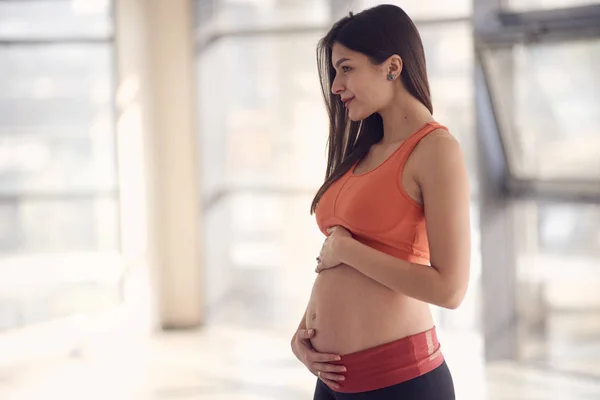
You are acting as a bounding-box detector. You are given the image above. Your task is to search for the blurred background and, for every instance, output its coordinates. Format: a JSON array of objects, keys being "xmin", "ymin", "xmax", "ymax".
[{"xmin": 0, "ymin": 0, "xmax": 599, "ymax": 399}]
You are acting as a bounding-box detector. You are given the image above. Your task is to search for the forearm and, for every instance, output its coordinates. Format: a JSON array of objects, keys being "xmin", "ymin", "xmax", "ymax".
[{"xmin": 336, "ymin": 236, "xmax": 460, "ymax": 309}]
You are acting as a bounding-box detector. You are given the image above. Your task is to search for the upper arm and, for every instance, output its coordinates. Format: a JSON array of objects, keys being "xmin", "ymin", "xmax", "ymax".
[{"xmin": 416, "ymin": 130, "xmax": 471, "ymax": 299}]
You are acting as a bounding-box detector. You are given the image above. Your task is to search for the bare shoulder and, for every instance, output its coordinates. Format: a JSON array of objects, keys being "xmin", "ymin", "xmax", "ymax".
[
  {"xmin": 418, "ymin": 128, "xmax": 461, "ymax": 154},
  {"xmin": 411, "ymin": 128, "xmax": 462, "ymax": 166},
  {"xmin": 410, "ymin": 128, "xmax": 468, "ymax": 186}
]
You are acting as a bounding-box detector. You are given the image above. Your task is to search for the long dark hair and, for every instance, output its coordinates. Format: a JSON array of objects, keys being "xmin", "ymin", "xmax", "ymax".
[{"xmin": 309, "ymin": 4, "xmax": 432, "ymax": 214}]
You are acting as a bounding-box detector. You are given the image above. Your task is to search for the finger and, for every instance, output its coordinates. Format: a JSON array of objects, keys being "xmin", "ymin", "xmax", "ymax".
[
  {"xmin": 319, "ymin": 371, "xmax": 345, "ymax": 382},
  {"xmin": 316, "ymin": 262, "xmax": 331, "ymax": 273},
  {"xmin": 320, "ymin": 377, "xmax": 341, "ymax": 391},
  {"xmin": 313, "ymin": 362, "xmax": 347, "ymax": 373},
  {"xmin": 308, "ymin": 351, "xmax": 341, "ymax": 363},
  {"xmin": 297, "ymin": 328, "xmax": 315, "ymax": 340}
]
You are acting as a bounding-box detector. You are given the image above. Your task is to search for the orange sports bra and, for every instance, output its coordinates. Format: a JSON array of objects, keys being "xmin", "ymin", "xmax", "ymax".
[{"xmin": 315, "ymin": 121, "xmax": 447, "ymax": 265}]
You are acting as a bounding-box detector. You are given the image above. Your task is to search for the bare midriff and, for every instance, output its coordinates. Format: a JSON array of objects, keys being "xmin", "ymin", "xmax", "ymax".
[{"xmin": 305, "ymin": 264, "xmax": 434, "ymax": 355}]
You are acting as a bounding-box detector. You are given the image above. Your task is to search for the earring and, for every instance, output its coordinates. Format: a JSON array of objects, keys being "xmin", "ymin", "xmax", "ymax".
[{"xmin": 387, "ymin": 73, "xmax": 395, "ymax": 81}]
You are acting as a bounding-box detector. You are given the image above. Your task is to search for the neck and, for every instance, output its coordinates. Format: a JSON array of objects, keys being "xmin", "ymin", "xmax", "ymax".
[{"xmin": 377, "ymin": 93, "xmax": 434, "ymax": 145}]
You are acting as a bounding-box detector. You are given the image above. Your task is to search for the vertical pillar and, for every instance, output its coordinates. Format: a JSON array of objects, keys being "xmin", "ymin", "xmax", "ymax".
[
  {"xmin": 473, "ymin": 0, "xmax": 521, "ymax": 362},
  {"xmin": 474, "ymin": 47, "xmax": 519, "ymax": 362},
  {"xmin": 115, "ymin": 0, "xmax": 204, "ymax": 330}
]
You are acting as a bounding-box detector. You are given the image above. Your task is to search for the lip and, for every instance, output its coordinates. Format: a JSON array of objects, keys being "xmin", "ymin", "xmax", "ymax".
[{"xmin": 342, "ymin": 97, "xmax": 355, "ymax": 107}]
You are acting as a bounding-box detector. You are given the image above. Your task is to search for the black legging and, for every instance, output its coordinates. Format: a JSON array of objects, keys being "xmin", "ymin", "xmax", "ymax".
[{"xmin": 313, "ymin": 361, "xmax": 455, "ymax": 400}]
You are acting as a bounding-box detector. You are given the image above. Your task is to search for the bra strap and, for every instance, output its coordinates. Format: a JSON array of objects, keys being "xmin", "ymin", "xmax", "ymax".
[{"xmin": 397, "ymin": 122, "xmax": 447, "ymax": 170}]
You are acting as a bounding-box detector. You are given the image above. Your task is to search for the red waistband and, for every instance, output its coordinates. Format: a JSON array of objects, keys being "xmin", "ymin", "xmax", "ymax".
[{"xmin": 329, "ymin": 326, "xmax": 444, "ymax": 393}]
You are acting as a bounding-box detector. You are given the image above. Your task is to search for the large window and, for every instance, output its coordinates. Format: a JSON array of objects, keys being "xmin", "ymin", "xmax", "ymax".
[
  {"xmin": 0, "ymin": 45, "xmax": 116, "ymax": 194},
  {"xmin": 0, "ymin": 1, "xmax": 119, "ymax": 330},
  {"xmin": 476, "ymin": 0, "xmax": 600, "ymax": 376},
  {"xmin": 197, "ymin": 33, "xmax": 328, "ymax": 196},
  {"xmin": 483, "ymin": 38, "xmax": 600, "ymax": 180}
]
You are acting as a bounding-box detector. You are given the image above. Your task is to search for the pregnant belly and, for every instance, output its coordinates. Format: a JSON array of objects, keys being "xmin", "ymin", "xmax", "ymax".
[{"xmin": 306, "ymin": 264, "xmax": 434, "ymax": 355}]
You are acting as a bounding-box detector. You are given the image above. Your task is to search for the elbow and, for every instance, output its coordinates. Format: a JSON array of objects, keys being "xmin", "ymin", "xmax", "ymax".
[
  {"xmin": 440, "ymin": 285, "xmax": 468, "ymax": 310},
  {"xmin": 441, "ymin": 296, "xmax": 462, "ymax": 310},
  {"xmin": 433, "ymin": 262, "xmax": 470, "ymax": 309}
]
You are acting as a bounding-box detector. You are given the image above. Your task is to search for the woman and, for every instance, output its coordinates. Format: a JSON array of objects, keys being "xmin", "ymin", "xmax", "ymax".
[{"xmin": 290, "ymin": 4, "xmax": 471, "ymax": 400}]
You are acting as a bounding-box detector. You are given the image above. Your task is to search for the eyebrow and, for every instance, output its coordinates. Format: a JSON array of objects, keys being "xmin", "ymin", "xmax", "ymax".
[{"xmin": 334, "ymin": 57, "xmax": 350, "ymax": 68}]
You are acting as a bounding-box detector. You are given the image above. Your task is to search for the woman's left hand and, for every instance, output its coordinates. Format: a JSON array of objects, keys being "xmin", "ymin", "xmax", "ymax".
[{"xmin": 316, "ymin": 225, "xmax": 353, "ymax": 273}]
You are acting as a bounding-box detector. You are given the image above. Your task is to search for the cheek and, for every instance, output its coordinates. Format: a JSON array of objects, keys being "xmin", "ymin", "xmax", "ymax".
[
  {"xmin": 354, "ymin": 83, "xmax": 389, "ymax": 113},
  {"xmin": 368, "ymin": 81, "xmax": 393, "ymax": 107}
]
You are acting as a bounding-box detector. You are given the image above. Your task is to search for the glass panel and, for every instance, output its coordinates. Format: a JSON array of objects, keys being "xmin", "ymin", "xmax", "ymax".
[
  {"xmin": 195, "ymin": 0, "xmax": 331, "ymax": 32},
  {"xmin": 0, "ymin": 0, "xmax": 113, "ymax": 40},
  {"xmin": 0, "ymin": 195, "xmax": 120, "ymax": 329},
  {"xmin": 204, "ymin": 192, "xmax": 327, "ymax": 327},
  {"xmin": 0, "ymin": 196, "xmax": 119, "ymax": 253},
  {"xmin": 505, "ymin": 0, "xmax": 600, "ymax": 11},
  {"xmin": 357, "ymin": 0, "xmax": 471, "ymax": 19},
  {"xmin": 538, "ymin": 202, "xmax": 600, "ymax": 256},
  {"xmin": 0, "ymin": 45, "xmax": 116, "ymax": 193},
  {"xmin": 516, "ymin": 201, "xmax": 600, "ymax": 377},
  {"xmin": 197, "ymin": 32, "xmax": 329, "ymax": 195},
  {"xmin": 0, "ymin": 2, "xmax": 121, "ymax": 334},
  {"xmin": 0, "ymin": 250, "xmax": 122, "ymax": 330},
  {"xmin": 484, "ymin": 39, "xmax": 600, "ymax": 180}
]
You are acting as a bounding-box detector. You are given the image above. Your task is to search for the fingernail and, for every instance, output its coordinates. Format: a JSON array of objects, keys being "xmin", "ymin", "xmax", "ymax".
[
  {"xmin": 335, "ymin": 356, "xmax": 341, "ymax": 361},
  {"xmin": 308, "ymin": 329, "xmax": 314, "ymax": 335}
]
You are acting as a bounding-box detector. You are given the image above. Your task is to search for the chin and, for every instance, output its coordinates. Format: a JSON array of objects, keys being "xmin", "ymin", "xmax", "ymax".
[{"xmin": 348, "ymin": 108, "xmax": 373, "ymax": 122}]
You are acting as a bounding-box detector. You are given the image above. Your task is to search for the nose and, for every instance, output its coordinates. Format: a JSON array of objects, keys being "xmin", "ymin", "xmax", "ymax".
[{"xmin": 331, "ymin": 74, "xmax": 344, "ymax": 95}]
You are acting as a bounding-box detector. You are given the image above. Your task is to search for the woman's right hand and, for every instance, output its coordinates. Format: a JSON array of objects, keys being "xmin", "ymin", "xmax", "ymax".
[{"xmin": 291, "ymin": 328, "xmax": 347, "ymax": 390}]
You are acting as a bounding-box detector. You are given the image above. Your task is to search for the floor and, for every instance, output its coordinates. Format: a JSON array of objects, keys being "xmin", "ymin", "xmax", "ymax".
[{"xmin": 1, "ymin": 300, "xmax": 600, "ymax": 400}]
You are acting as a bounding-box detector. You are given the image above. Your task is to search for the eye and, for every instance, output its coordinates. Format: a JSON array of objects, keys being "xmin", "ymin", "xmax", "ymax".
[{"xmin": 341, "ymin": 66, "xmax": 352, "ymax": 73}]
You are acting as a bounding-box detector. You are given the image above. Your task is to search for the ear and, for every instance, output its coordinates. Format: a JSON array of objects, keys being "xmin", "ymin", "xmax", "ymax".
[{"xmin": 386, "ymin": 54, "xmax": 403, "ymax": 80}]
